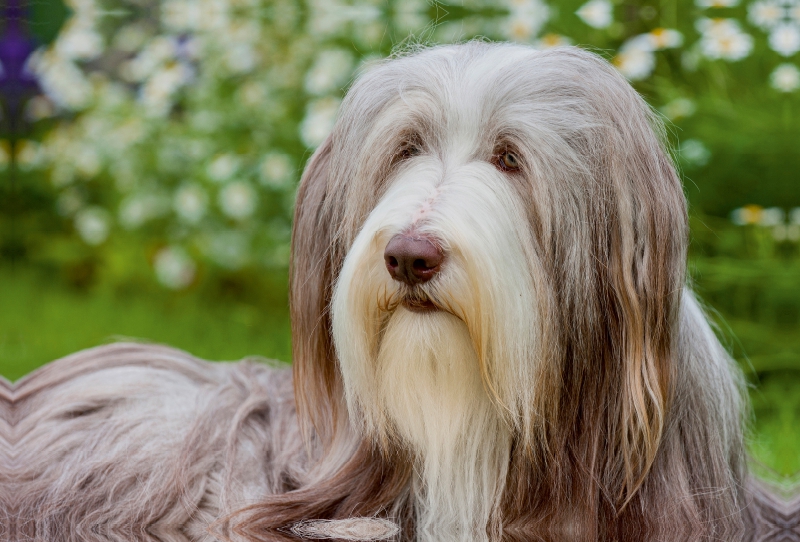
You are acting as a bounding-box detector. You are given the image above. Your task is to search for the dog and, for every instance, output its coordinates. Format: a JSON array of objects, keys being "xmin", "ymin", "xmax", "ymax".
[
  {"xmin": 6, "ymin": 43, "xmax": 779, "ymax": 542},
  {"xmin": 252, "ymin": 42, "xmax": 759, "ymax": 541}
]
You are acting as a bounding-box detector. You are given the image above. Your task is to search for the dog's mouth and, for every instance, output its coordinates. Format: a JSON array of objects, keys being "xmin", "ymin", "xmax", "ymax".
[
  {"xmin": 380, "ymin": 286, "xmax": 443, "ymax": 314},
  {"xmin": 402, "ymin": 297, "xmax": 438, "ymax": 313},
  {"xmin": 391, "ymin": 289, "xmax": 439, "ymax": 313}
]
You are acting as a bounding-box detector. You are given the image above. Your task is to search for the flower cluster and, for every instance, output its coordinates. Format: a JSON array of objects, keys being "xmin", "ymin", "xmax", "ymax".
[
  {"xmin": 731, "ymin": 205, "xmax": 800, "ymax": 241},
  {"xmin": 749, "ymin": 0, "xmax": 800, "ymax": 56},
  {"xmin": 10, "ymin": 0, "xmax": 799, "ymax": 289}
]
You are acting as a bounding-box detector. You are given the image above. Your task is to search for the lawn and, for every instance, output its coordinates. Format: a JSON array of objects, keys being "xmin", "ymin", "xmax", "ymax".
[
  {"xmin": 2, "ymin": 265, "xmax": 798, "ymax": 480},
  {"xmin": 0, "ymin": 267, "xmax": 292, "ymax": 382}
]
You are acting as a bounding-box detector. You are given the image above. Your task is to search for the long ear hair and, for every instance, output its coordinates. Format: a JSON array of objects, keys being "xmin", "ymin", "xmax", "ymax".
[
  {"xmin": 498, "ymin": 47, "xmax": 751, "ymax": 542},
  {"xmin": 288, "ymin": 136, "xmax": 342, "ymax": 446},
  {"xmin": 499, "ymin": 47, "xmax": 688, "ymax": 538},
  {"xmin": 569, "ymin": 53, "xmax": 687, "ymax": 507},
  {"xmin": 604, "ymin": 102, "xmax": 685, "ymax": 504},
  {"xmin": 226, "ymin": 135, "xmax": 414, "ymax": 540}
]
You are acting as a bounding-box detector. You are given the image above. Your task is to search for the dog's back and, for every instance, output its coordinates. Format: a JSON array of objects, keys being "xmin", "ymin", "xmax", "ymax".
[{"xmin": 6, "ymin": 343, "xmax": 306, "ymax": 542}]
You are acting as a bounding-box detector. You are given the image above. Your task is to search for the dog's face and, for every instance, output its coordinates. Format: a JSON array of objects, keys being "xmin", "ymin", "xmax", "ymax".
[
  {"xmin": 292, "ymin": 43, "xmax": 688, "ymax": 537},
  {"xmin": 332, "ymin": 47, "xmax": 550, "ymax": 451}
]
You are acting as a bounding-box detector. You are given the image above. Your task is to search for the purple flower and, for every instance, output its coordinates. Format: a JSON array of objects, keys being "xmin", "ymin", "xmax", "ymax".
[{"xmin": 0, "ymin": 0, "xmax": 41, "ymax": 131}]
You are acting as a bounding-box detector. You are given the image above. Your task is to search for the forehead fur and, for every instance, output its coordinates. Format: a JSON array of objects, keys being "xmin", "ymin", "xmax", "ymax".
[
  {"xmin": 328, "ymin": 42, "xmax": 670, "ymax": 249},
  {"xmin": 335, "ymin": 42, "xmax": 651, "ymax": 151}
]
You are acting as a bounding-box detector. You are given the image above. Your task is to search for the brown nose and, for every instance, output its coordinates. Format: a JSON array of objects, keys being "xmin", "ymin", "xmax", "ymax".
[{"xmin": 384, "ymin": 234, "xmax": 443, "ymax": 286}]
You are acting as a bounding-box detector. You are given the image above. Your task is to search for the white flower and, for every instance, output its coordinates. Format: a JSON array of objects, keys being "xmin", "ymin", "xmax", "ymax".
[
  {"xmin": 661, "ymin": 98, "xmax": 696, "ymax": 120},
  {"xmin": 300, "ymin": 97, "xmax": 341, "ymax": 147},
  {"xmin": 679, "ymin": 139, "xmax": 711, "ymax": 166},
  {"xmin": 576, "ymin": 0, "xmax": 613, "ymax": 29},
  {"xmin": 614, "ymin": 36, "xmax": 656, "ymax": 80},
  {"xmin": 30, "ymin": 51, "xmax": 94, "ymax": 109},
  {"xmin": 696, "ymin": 0, "xmax": 739, "ymax": 7},
  {"xmin": 139, "ymin": 61, "xmax": 193, "ymax": 117},
  {"xmin": 696, "ymin": 18, "xmax": 753, "ymax": 61},
  {"xmin": 206, "ymin": 154, "xmax": 240, "ymax": 182},
  {"xmin": 219, "ymin": 181, "xmax": 258, "ymax": 219},
  {"xmin": 615, "ymin": 48, "xmax": 655, "ymax": 80},
  {"xmin": 648, "ymin": 28, "xmax": 683, "ymax": 49},
  {"xmin": 790, "ymin": 207, "xmax": 800, "ymax": 224},
  {"xmin": 748, "ymin": 0, "xmax": 783, "ymax": 30},
  {"xmin": 75, "ymin": 207, "xmax": 110, "ymax": 245},
  {"xmin": 154, "ymin": 246, "xmax": 196, "ymax": 289},
  {"xmin": 504, "ymin": 0, "xmax": 550, "ymax": 41},
  {"xmin": 121, "ymin": 37, "xmax": 177, "ymax": 83},
  {"xmin": 119, "ymin": 193, "xmax": 170, "ymax": 229},
  {"xmin": 173, "ymin": 184, "xmax": 209, "ymax": 223},
  {"xmin": 224, "ymin": 43, "xmax": 259, "ymax": 74},
  {"xmin": 730, "ymin": 205, "xmax": 762, "ymax": 225},
  {"xmin": 771, "ymin": 63, "xmax": 800, "ymax": 91},
  {"xmin": 55, "ymin": 22, "xmax": 104, "ymax": 61},
  {"xmin": 162, "ymin": 0, "xmax": 229, "ymax": 32},
  {"xmin": 769, "ymin": 23, "xmax": 800, "ymax": 56},
  {"xmin": 776, "ymin": 224, "xmax": 800, "ymax": 241},
  {"xmin": 534, "ymin": 34, "xmax": 572, "ymax": 49},
  {"xmin": 305, "ymin": 49, "xmax": 354, "ymax": 95},
  {"xmin": 760, "ymin": 206, "xmax": 785, "ymax": 226},
  {"xmin": 259, "ymin": 153, "xmax": 294, "ymax": 188}
]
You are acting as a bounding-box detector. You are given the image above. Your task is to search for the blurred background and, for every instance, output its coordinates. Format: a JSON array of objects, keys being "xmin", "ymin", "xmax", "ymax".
[{"xmin": 1, "ymin": 0, "xmax": 798, "ymax": 479}]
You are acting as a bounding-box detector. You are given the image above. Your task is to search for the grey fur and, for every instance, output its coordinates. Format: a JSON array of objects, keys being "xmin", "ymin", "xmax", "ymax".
[
  {"xmin": 2, "ymin": 43, "xmax": 799, "ymax": 542},
  {"xmin": 5, "ymin": 343, "xmax": 306, "ymax": 541}
]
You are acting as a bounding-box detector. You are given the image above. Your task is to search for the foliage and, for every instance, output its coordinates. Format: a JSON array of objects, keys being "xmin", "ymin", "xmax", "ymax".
[{"xmin": 2, "ymin": 0, "xmax": 799, "ymax": 290}]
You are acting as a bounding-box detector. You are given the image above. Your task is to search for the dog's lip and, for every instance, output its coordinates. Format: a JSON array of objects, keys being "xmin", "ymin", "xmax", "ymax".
[{"xmin": 402, "ymin": 298, "xmax": 439, "ymax": 313}]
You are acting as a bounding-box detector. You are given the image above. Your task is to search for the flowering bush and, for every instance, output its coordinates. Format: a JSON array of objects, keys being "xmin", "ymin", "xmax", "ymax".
[{"xmin": 2, "ymin": 0, "xmax": 800, "ymax": 290}]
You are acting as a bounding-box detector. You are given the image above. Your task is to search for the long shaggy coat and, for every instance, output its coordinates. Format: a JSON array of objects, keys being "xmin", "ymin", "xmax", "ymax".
[{"xmin": 2, "ymin": 43, "xmax": 792, "ymax": 542}]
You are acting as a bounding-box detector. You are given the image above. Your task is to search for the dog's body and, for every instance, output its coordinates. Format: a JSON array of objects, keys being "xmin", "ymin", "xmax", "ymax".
[
  {"xmin": 3, "ymin": 43, "xmax": 783, "ymax": 541},
  {"xmin": 9, "ymin": 345, "xmax": 306, "ymax": 541}
]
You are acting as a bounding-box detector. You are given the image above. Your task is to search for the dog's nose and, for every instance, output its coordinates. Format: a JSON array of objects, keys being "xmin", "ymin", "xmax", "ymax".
[{"xmin": 384, "ymin": 234, "xmax": 443, "ymax": 286}]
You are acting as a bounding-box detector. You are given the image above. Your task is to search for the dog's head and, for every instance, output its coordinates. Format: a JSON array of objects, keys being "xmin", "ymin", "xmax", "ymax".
[{"xmin": 290, "ymin": 42, "xmax": 687, "ymax": 535}]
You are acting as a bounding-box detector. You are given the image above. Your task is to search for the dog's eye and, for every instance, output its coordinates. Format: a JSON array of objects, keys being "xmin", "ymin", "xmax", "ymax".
[
  {"xmin": 497, "ymin": 151, "xmax": 521, "ymax": 171},
  {"xmin": 395, "ymin": 142, "xmax": 421, "ymax": 163},
  {"xmin": 401, "ymin": 144, "xmax": 421, "ymax": 159}
]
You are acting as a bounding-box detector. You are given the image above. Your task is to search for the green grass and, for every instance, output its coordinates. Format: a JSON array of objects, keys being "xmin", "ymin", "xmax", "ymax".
[
  {"xmin": 0, "ymin": 267, "xmax": 292, "ymax": 381},
  {"xmin": 2, "ymin": 267, "xmax": 798, "ymax": 478},
  {"xmin": 748, "ymin": 371, "xmax": 800, "ymax": 479}
]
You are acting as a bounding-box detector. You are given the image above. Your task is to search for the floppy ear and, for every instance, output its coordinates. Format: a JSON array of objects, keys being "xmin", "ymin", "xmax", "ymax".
[
  {"xmin": 606, "ymin": 111, "xmax": 686, "ymax": 506},
  {"xmin": 290, "ymin": 135, "xmax": 345, "ymax": 445},
  {"xmin": 229, "ymin": 137, "xmax": 412, "ymax": 539}
]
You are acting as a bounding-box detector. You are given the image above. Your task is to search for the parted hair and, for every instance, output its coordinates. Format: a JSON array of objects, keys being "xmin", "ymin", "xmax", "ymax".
[{"xmin": 230, "ymin": 43, "xmax": 755, "ymax": 541}]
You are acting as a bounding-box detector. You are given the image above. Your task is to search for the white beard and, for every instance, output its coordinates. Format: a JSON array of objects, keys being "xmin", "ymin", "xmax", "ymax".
[
  {"xmin": 331, "ymin": 158, "xmax": 544, "ymax": 541},
  {"xmin": 376, "ymin": 307, "xmax": 511, "ymax": 541}
]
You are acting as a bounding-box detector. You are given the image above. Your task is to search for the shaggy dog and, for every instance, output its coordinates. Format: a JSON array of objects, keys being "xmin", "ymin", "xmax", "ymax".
[{"xmin": 4, "ymin": 43, "xmax": 787, "ymax": 541}]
